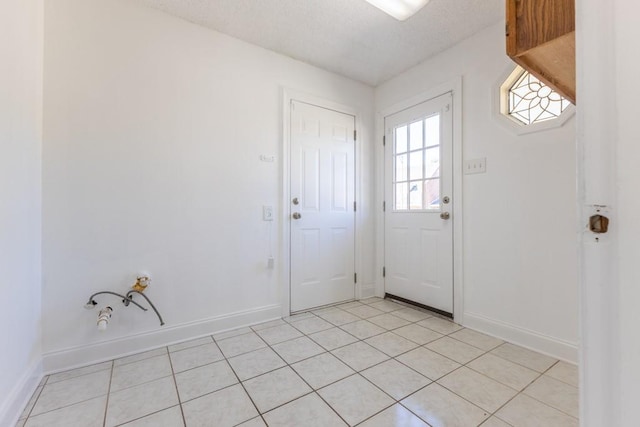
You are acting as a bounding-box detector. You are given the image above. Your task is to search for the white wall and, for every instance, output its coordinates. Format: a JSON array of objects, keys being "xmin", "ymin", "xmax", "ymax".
[
  {"xmin": 0, "ymin": 0, "xmax": 43, "ymax": 424},
  {"xmin": 375, "ymin": 23, "xmax": 578, "ymax": 361},
  {"xmin": 42, "ymin": 0, "xmax": 375, "ymax": 370}
]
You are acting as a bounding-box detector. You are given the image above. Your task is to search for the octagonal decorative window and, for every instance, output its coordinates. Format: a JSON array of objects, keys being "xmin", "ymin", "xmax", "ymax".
[{"xmin": 497, "ymin": 66, "xmax": 574, "ymax": 133}]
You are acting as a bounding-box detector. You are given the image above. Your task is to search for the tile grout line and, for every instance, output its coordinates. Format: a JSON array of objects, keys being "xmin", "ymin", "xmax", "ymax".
[
  {"xmin": 257, "ymin": 339, "xmax": 352, "ymax": 425},
  {"xmin": 352, "ymin": 304, "xmax": 573, "ymax": 425},
  {"xmin": 434, "ymin": 364, "xmax": 516, "ymax": 416},
  {"xmin": 39, "ymin": 366, "xmax": 113, "ymax": 388},
  {"xmin": 543, "ymin": 361, "xmax": 580, "ymax": 388},
  {"xmin": 397, "ymin": 380, "xmax": 489, "ymax": 426},
  {"xmin": 523, "ymin": 398, "xmax": 578, "ymax": 420},
  {"xmin": 20, "ymin": 379, "xmax": 47, "ymax": 423},
  {"xmin": 514, "ymin": 361, "xmax": 580, "ymax": 420},
  {"xmin": 169, "ymin": 339, "xmax": 217, "ymax": 355},
  {"xmin": 396, "ymin": 400, "xmax": 439, "ymax": 427},
  {"xmin": 93, "ymin": 351, "xmax": 178, "ymax": 396},
  {"xmin": 465, "ymin": 340, "xmax": 563, "ymax": 373},
  {"xmin": 347, "ymin": 371, "xmax": 411, "ymax": 425},
  {"xmin": 258, "ymin": 328, "xmax": 350, "ymax": 425},
  {"xmin": 110, "ymin": 348, "xmax": 183, "ymax": 426},
  {"xmin": 216, "ymin": 334, "xmax": 271, "ymax": 426},
  {"xmin": 406, "ymin": 327, "xmax": 557, "ymax": 424},
  {"xmin": 112, "ymin": 406, "xmax": 184, "ymax": 427},
  {"xmin": 469, "ymin": 356, "xmax": 570, "ymax": 424},
  {"xmin": 22, "ymin": 366, "xmax": 117, "ymax": 423},
  {"xmin": 164, "ymin": 345, "xmax": 188, "ymax": 427},
  {"xmin": 258, "ymin": 303, "xmax": 457, "ymax": 426},
  {"xmin": 176, "ymin": 381, "xmax": 255, "ymax": 406},
  {"xmin": 177, "ymin": 342, "xmax": 455, "ymax": 426},
  {"xmin": 175, "ymin": 304, "xmax": 473, "ymax": 424},
  {"xmin": 320, "ymin": 304, "xmax": 511, "ymax": 425},
  {"xmin": 247, "ymin": 317, "xmax": 356, "ymax": 425},
  {"xmin": 213, "ymin": 304, "xmax": 555, "ymax": 424},
  {"xmin": 319, "ymin": 373, "xmax": 394, "ymax": 427},
  {"xmin": 101, "ymin": 360, "xmax": 114, "ymax": 427},
  {"xmin": 112, "ymin": 350, "xmax": 167, "ymax": 368},
  {"xmin": 21, "ymin": 389, "xmax": 110, "ymax": 421},
  {"xmin": 315, "ymin": 298, "xmax": 460, "ymax": 425},
  {"xmin": 392, "ymin": 363, "xmax": 493, "ymax": 423}
]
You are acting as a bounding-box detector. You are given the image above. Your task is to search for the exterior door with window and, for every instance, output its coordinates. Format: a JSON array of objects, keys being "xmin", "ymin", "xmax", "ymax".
[
  {"xmin": 290, "ymin": 100, "xmax": 356, "ymax": 312},
  {"xmin": 384, "ymin": 93, "xmax": 453, "ymax": 314}
]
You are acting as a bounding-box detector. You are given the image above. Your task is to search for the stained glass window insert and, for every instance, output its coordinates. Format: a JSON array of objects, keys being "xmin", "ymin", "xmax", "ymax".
[{"xmin": 508, "ymin": 70, "xmax": 571, "ymax": 125}]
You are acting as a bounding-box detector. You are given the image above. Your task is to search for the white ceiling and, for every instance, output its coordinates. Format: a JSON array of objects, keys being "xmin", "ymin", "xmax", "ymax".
[{"xmin": 135, "ymin": 0, "xmax": 503, "ymax": 86}]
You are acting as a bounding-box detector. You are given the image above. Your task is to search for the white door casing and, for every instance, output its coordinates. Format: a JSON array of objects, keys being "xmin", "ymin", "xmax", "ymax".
[
  {"xmin": 384, "ymin": 92, "xmax": 454, "ymax": 314},
  {"xmin": 290, "ymin": 100, "xmax": 356, "ymax": 312}
]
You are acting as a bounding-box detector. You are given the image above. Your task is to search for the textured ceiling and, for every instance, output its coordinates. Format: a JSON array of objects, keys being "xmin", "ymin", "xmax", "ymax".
[{"xmin": 134, "ymin": 0, "xmax": 503, "ymax": 86}]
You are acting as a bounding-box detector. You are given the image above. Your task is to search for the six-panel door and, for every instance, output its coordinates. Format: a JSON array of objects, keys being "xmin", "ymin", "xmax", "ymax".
[{"xmin": 290, "ymin": 100, "xmax": 356, "ymax": 312}]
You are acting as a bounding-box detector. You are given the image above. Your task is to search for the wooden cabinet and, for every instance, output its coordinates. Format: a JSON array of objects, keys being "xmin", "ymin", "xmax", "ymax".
[{"xmin": 506, "ymin": 0, "xmax": 576, "ymax": 104}]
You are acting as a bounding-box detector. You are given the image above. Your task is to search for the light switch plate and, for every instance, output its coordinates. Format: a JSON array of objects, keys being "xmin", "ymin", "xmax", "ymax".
[{"xmin": 464, "ymin": 157, "xmax": 486, "ymax": 174}]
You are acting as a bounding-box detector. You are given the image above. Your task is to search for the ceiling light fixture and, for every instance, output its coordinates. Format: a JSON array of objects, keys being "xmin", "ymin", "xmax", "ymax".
[{"xmin": 364, "ymin": 0, "xmax": 431, "ymax": 21}]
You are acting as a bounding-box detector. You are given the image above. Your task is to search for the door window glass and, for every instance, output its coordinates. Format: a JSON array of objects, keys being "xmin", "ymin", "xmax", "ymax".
[{"xmin": 392, "ymin": 113, "xmax": 441, "ymax": 211}]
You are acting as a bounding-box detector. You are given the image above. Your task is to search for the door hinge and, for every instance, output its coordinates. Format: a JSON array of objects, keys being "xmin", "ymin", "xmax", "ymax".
[
  {"xmin": 354, "ymin": 130, "xmax": 357, "ymax": 141},
  {"xmin": 353, "ymin": 201, "xmax": 357, "ymax": 212},
  {"xmin": 383, "ymin": 135, "xmax": 386, "ymax": 146},
  {"xmin": 383, "ymin": 267, "xmax": 386, "ymax": 278},
  {"xmin": 383, "ymin": 201, "xmax": 386, "ymax": 212},
  {"xmin": 354, "ymin": 273, "xmax": 357, "ymax": 283}
]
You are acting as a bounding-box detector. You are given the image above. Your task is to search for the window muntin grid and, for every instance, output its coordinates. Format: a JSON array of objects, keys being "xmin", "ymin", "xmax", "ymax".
[
  {"xmin": 393, "ymin": 114, "xmax": 441, "ymax": 211},
  {"xmin": 508, "ymin": 71, "xmax": 571, "ymax": 125}
]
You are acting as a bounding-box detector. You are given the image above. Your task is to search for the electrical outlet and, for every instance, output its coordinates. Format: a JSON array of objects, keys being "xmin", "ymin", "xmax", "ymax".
[
  {"xmin": 464, "ymin": 157, "xmax": 486, "ymax": 174},
  {"xmin": 263, "ymin": 205, "xmax": 274, "ymax": 221}
]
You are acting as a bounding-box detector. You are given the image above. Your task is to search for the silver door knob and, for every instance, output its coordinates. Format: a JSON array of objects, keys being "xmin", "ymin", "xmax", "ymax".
[
  {"xmin": 292, "ymin": 212, "xmax": 302, "ymax": 220},
  {"xmin": 292, "ymin": 197, "xmax": 299, "ymax": 205},
  {"xmin": 440, "ymin": 212, "xmax": 450, "ymax": 220}
]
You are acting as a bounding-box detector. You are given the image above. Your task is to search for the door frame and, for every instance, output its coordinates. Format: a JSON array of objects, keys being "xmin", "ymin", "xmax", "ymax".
[
  {"xmin": 281, "ymin": 88, "xmax": 363, "ymax": 316},
  {"xmin": 376, "ymin": 78, "xmax": 464, "ymax": 322}
]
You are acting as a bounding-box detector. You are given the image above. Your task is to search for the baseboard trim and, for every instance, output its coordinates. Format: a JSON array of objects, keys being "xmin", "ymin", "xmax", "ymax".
[
  {"xmin": 0, "ymin": 359, "xmax": 43, "ymax": 427},
  {"xmin": 42, "ymin": 304, "xmax": 282, "ymax": 374},
  {"xmin": 463, "ymin": 311, "xmax": 578, "ymax": 363}
]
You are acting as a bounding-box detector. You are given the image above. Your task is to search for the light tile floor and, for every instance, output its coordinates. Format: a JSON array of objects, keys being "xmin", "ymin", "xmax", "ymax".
[{"xmin": 17, "ymin": 297, "xmax": 579, "ymax": 427}]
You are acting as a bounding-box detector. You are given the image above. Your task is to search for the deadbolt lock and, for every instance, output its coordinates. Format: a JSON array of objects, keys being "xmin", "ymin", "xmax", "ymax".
[
  {"xmin": 440, "ymin": 212, "xmax": 450, "ymax": 220},
  {"xmin": 292, "ymin": 197, "xmax": 299, "ymax": 205},
  {"xmin": 443, "ymin": 196, "xmax": 450, "ymax": 204}
]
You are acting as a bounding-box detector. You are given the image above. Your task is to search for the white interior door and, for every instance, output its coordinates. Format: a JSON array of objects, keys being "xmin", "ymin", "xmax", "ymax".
[
  {"xmin": 290, "ymin": 100, "xmax": 356, "ymax": 312},
  {"xmin": 384, "ymin": 93, "xmax": 454, "ymax": 314}
]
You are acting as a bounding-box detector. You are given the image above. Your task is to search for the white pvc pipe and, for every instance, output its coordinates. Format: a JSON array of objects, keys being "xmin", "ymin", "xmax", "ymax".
[{"xmin": 97, "ymin": 306, "xmax": 113, "ymax": 331}]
